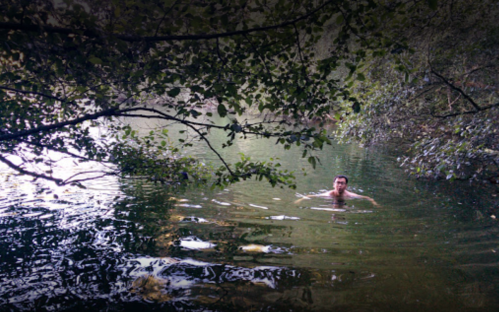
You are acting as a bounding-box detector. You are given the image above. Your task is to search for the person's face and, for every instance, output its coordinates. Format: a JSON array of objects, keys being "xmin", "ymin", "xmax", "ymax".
[{"xmin": 333, "ymin": 178, "xmax": 348, "ymax": 194}]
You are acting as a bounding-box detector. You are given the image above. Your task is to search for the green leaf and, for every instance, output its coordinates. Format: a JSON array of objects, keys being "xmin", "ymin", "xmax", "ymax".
[
  {"xmin": 89, "ymin": 56, "xmax": 103, "ymax": 64},
  {"xmin": 167, "ymin": 88, "xmax": 181, "ymax": 97},
  {"xmin": 352, "ymin": 102, "xmax": 361, "ymax": 113},
  {"xmin": 308, "ymin": 156, "xmax": 316, "ymax": 169},
  {"xmin": 427, "ymin": 0, "xmax": 438, "ymax": 10},
  {"xmin": 227, "ymin": 84, "xmax": 237, "ymax": 96},
  {"xmin": 336, "ymin": 14, "xmax": 344, "ymax": 24},
  {"xmin": 217, "ymin": 104, "xmax": 228, "ymax": 117}
]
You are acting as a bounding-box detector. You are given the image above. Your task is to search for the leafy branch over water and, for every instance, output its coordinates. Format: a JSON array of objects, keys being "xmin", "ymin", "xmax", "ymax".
[
  {"xmin": 1, "ymin": 0, "xmax": 497, "ymax": 187},
  {"xmin": 0, "ymin": 0, "xmax": 353, "ymax": 188}
]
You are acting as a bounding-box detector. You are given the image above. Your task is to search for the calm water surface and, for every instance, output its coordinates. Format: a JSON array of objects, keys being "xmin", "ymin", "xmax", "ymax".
[{"xmin": 1, "ymin": 116, "xmax": 499, "ymax": 311}]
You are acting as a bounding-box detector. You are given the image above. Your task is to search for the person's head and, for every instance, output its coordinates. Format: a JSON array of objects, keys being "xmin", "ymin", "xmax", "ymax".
[
  {"xmin": 333, "ymin": 175, "xmax": 348, "ymax": 194},
  {"xmin": 334, "ymin": 175, "xmax": 348, "ymax": 184}
]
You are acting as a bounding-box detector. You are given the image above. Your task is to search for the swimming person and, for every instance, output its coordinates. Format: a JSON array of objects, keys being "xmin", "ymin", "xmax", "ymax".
[{"xmin": 294, "ymin": 175, "xmax": 379, "ymax": 207}]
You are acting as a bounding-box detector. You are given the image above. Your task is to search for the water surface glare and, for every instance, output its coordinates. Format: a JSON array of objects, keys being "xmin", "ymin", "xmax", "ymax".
[{"xmin": 1, "ymin": 130, "xmax": 499, "ymax": 311}]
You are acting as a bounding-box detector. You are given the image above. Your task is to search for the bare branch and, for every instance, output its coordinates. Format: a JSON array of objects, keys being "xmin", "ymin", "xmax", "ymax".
[
  {"xmin": 431, "ymin": 69, "xmax": 481, "ymax": 111},
  {"xmin": 406, "ymin": 84, "xmax": 439, "ymax": 103},
  {"xmin": 0, "ymin": 102, "xmax": 289, "ymax": 144},
  {"xmin": 62, "ymin": 170, "xmax": 117, "ymax": 185},
  {"xmin": 116, "ymin": 107, "xmax": 291, "ymax": 137},
  {"xmin": 215, "ymin": 37, "xmax": 228, "ymax": 68},
  {"xmin": 0, "ymin": 0, "xmax": 335, "ymax": 42},
  {"xmin": 480, "ymin": 102, "xmax": 499, "ymax": 111},
  {"xmin": 293, "ymin": 23, "xmax": 306, "ymax": 71},
  {"xmin": 242, "ymin": 33, "xmax": 273, "ymax": 78},
  {"xmin": 0, "ymin": 86, "xmax": 71, "ymax": 103},
  {"xmin": 0, "ymin": 152, "xmax": 117, "ymax": 186},
  {"xmin": 432, "ymin": 102, "xmax": 499, "ymax": 118},
  {"xmin": 0, "ymin": 107, "xmax": 118, "ymax": 141},
  {"xmin": 184, "ymin": 122, "xmax": 236, "ymax": 176},
  {"xmin": 117, "ymin": 108, "xmax": 236, "ymax": 175},
  {"xmin": 0, "ymin": 154, "xmax": 64, "ymax": 185},
  {"xmin": 154, "ymin": 0, "xmax": 181, "ymax": 37},
  {"xmin": 18, "ymin": 138, "xmax": 102, "ymax": 162}
]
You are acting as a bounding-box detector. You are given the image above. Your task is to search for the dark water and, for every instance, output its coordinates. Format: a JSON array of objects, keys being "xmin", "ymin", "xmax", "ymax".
[{"xmin": 1, "ymin": 118, "xmax": 499, "ymax": 311}]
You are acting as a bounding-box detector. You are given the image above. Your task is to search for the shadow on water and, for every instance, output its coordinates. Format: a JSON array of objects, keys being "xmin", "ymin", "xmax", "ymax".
[{"xmin": 1, "ymin": 117, "xmax": 499, "ymax": 311}]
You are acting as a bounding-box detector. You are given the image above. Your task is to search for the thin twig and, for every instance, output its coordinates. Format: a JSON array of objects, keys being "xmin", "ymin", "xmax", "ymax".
[
  {"xmin": 242, "ymin": 33, "xmax": 273, "ymax": 78},
  {"xmin": 293, "ymin": 22, "xmax": 307, "ymax": 74},
  {"xmin": 184, "ymin": 123, "xmax": 236, "ymax": 176},
  {"xmin": 154, "ymin": 0, "xmax": 181, "ymax": 37},
  {"xmin": 0, "ymin": 86, "xmax": 71, "ymax": 103},
  {"xmin": 17, "ymin": 138, "xmax": 102, "ymax": 162},
  {"xmin": 215, "ymin": 37, "xmax": 228, "ymax": 68},
  {"xmin": 431, "ymin": 69, "xmax": 481, "ymax": 111},
  {"xmin": 432, "ymin": 102, "xmax": 499, "ymax": 118},
  {"xmin": 62, "ymin": 170, "xmax": 117, "ymax": 185}
]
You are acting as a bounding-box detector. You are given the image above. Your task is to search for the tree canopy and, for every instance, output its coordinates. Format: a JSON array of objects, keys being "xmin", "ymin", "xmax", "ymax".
[
  {"xmin": 0, "ymin": 0, "xmax": 360, "ymax": 188},
  {"xmin": 1, "ymin": 0, "xmax": 497, "ymax": 188}
]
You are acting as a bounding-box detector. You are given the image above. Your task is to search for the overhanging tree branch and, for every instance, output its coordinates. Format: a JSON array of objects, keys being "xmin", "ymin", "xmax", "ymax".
[
  {"xmin": 431, "ymin": 101, "xmax": 499, "ymax": 118},
  {"xmin": 62, "ymin": 170, "xmax": 118, "ymax": 185},
  {"xmin": 431, "ymin": 69, "xmax": 481, "ymax": 111},
  {"xmin": 0, "ymin": 107, "xmax": 118, "ymax": 141},
  {"xmin": 116, "ymin": 107, "xmax": 302, "ymax": 138},
  {"xmin": 429, "ymin": 69, "xmax": 499, "ymax": 118},
  {"xmin": 183, "ymin": 121, "xmax": 236, "ymax": 177},
  {"xmin": 1, "ymin": 103, "xmax": 300, "ymax": 145},
  {"xmin": 17, "ymin": 138, "xmax": 103, "ymax": 162},
  {"xmin": 0, "ymin": 154, "xmax": 64, "ymax": 185},
  {"xmin": 0, "ymin": 86, "xmax": 72, "ymax": 103},
  {"xmin": 0, "ymin": 0, "xmax": 335, "ymax": 42}
]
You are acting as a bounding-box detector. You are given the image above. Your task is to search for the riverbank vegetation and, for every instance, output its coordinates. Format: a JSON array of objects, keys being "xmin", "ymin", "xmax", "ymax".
[
  {"xmin": 1, "ymin": 0, "xmax": 497, "ymax": 188},
  {"xmin": 334, "ymin": 0, "xmax": 499, "ymax": 182}
]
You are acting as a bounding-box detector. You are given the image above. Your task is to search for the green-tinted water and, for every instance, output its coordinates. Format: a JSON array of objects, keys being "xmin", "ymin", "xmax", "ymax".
[{"xmin": 1, "ymin": 114, "xmax": 498, "ymax": 311}]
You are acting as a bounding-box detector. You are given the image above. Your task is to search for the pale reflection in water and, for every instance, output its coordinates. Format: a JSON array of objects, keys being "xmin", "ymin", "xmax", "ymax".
[
  {"xmin": 179, "ymin": 236, "xmax": 216, "ymax": 250},
  {"xmin": 266, "ymin": 215, "xmax": 300, "ymax": 220}
]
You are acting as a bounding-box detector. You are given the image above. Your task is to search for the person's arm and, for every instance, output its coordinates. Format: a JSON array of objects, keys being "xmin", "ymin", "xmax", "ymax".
[
  {"xmin": 345, "ymin": 191, "xmax": 380, "ymax": 207},
  {"xmin": 363, "ymin": 196, "xmax": 380, "ymax": 207},
  {"xmin": 294, "ymin": 191, "xmax": 332, "ymax": 204}
]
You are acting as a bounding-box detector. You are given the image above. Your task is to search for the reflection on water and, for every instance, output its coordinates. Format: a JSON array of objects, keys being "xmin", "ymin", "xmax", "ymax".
[{"xmin": 1, "ymin": 120, "xmax": 499, "ymax": 311}]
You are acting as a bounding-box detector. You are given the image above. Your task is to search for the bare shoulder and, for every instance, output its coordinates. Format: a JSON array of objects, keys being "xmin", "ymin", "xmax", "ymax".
[
  {"xmin": 317, "ymin": 190, "xmax": 334, "ymax": 197},
  {"xmin": 343, "ymin": 190, "xmax": 364, "ymax": 199}
]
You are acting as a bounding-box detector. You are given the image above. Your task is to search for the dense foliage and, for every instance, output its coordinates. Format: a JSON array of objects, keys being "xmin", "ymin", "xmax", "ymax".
[
  {"xmin": 0, "ymin": 0, "xmax": 353, "ymax": 188},
  {"xmin": 1, "ymin": 0, "xmax": 497, "ymax": 188},
  {"xmin": 335, "ymin": 0, "xmax": 499, "ymax": 182}
]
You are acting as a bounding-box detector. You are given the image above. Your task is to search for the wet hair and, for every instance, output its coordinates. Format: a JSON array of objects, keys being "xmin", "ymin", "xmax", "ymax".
[{"xmin": 334, "ymin": 175, "xmax": 348, "ymax": 184}]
